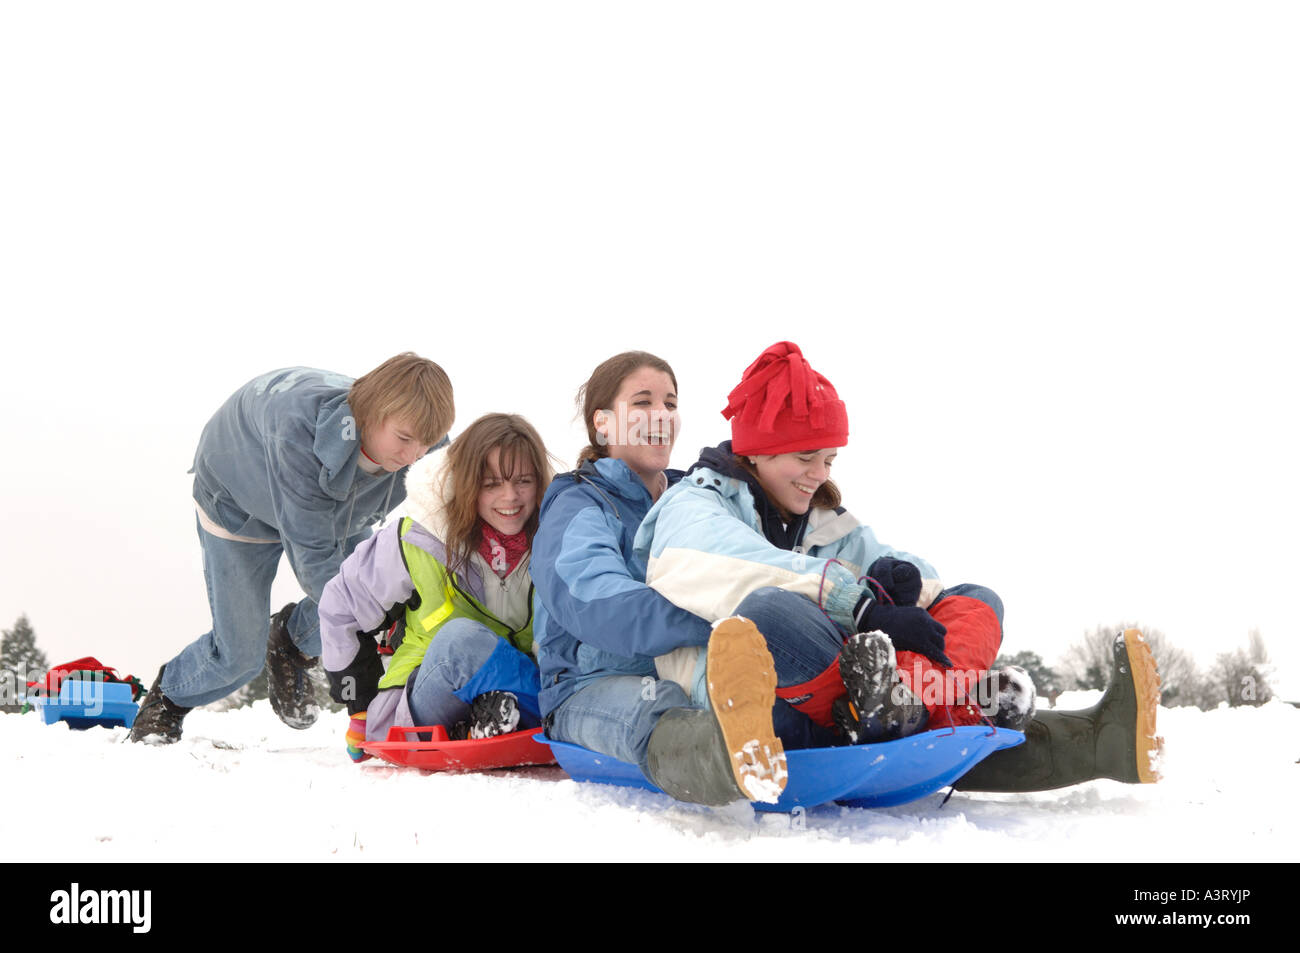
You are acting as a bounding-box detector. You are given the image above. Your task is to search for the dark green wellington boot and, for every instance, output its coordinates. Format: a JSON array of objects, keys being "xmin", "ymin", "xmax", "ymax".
[
  {"xmin": 646, "ymin": 617, "xmax": 789, "ymax": 806},
  {"xmin": 955, "ymin": 629, "xmax": 1163, "ymax": 792}
]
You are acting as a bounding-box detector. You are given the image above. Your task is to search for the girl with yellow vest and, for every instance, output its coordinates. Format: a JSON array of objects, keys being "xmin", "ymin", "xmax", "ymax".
[{"xmin": 320, "ymin": 414, "xmax": 554, "ymax": 761}]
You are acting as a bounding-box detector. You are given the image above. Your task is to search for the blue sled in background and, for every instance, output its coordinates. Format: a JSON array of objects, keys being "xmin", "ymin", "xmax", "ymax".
[
  {"xmin": 537, "ymin": 725, "xmax": 1024, "ymax": 811},
  {"xmin": 34, "ymin": 679, "xmax": 139, "ymax": 731}
]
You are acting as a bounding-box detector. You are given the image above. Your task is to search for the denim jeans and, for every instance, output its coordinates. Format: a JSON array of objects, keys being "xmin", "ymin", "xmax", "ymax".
[
  {"xmin": 547, "ymin": 675, "xmax": 692, "ymax": 773},
  {"xmin": 161, "ymin": 517, "xmax": 358, "ymax": 708},
  {"xmin": 406, "ymin": 617, "xmax": 541, "ymax": 729}
]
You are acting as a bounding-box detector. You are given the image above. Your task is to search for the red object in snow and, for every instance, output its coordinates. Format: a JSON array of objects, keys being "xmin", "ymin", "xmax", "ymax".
[
  {"xmin": 27, "ymin": 657, "xmax": 143, "ymax": 700},
  {"xmin": 360, "ymin": 725, "xmax": 556, "ymax": 771}
]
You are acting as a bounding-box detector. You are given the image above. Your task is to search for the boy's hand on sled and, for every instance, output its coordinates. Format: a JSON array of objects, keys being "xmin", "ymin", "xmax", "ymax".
[
  {"xmin": 346, "ymin": 712, "xmax": 371, "ymax": 763},
  {"xmin": 854, "ymin": 597, "xmax": 952, "ymax": 667},
  {"xmin": 865, "ymin": 556, "xmax": 922, "ymax": 606}
]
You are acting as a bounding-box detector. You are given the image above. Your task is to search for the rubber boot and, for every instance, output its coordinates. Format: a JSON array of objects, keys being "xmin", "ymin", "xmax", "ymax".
[
  {"xmin": 955, "ymin": 629, "xmax": 1163, "ymax": 792},
  {"xmin": 645, "ymin": 617, "xmax": 788, "ymax": 805}
]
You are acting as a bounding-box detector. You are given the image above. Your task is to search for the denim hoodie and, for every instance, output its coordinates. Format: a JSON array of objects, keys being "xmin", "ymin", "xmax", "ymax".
[
  {"xmin": 531, "ymin": 458, "xmax": 712, "ymax": 717},
  {"xmin": 190, "ymin": 367, "xmax": 425, "ymax": 604}
]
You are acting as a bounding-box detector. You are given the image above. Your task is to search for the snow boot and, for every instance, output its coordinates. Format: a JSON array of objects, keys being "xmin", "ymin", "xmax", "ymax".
[
  {"xmin": 449, "ymin": 691, "xmax": 522, "ymax": 740},
  {"xmin": 645, "ymin": 617, "xmax": 788, "ymax": 805},
  {"xmin": 128, "ymin": 666, "xmax": 192, "ymax": 744},
  {"xmin": 833, "ymin": 632, "xmax": 929, "ymax": 744},
  {"xmin": 955, "ymin": 629, "xmax": 1163, "ymax": 792},
  {"xmin": 975, "ymin": 664, "xmax": 1037, "ymax": 731},
  {"xmin": 266, "ymin": 602, "xmax": 320, "ymax": 730}
]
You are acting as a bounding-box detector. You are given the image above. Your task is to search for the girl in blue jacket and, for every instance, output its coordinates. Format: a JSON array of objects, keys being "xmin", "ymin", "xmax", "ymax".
[{"xmin": 532, "ymin": 352, "xmax": 791, "ymax": 806}]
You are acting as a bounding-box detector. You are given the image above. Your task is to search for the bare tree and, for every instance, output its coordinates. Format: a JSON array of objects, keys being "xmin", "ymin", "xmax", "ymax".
[
  {"xmin": 1057, "ymin": 623, "xmax": 1212, "ymax": 707},
  {"xmin": 1205, "ymin": 628, "xmax": 1274, "ymax": 707}
]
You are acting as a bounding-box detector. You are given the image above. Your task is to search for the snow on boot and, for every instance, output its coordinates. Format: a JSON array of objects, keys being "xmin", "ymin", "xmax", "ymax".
[
  {"xmin": 128, "ymin": 666, "xmax": 192, "ymax": 745},
  {"xmin": 645, "ymin": 617, "xmax": 788, "ymax": 806},
  {"xmin": 976, "ymin": 664, "xmax": 1037, "ymax": 731},
  {"xmin": 834, "ymin": 632, "xmax": 929, "ymax": 744},
  {"xmin": 266, "ymin": 602, "xmax": 321, "ymax": 730},
  {"xmin": 469, "ymin": 690, "xmax": 521, "ymax": 739},
  {"xmin": 955, "ymin": 629, "xmax": 1163, "ymax": 792}
]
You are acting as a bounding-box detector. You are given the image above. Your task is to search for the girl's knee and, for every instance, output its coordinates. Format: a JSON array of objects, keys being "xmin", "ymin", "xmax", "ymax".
[
  {"xmin": 941, "ymin": 584, "xmax": 1003, "ymax": 626},
  {"xmin": 426, "ymin": 618, "xmax": 498, "ymax": 664}
]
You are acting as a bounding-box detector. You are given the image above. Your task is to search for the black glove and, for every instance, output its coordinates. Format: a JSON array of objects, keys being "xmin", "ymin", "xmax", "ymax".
[
  {"xmin": 866, "ymin": 556, "xmax": 922, "ymax": 606},
  {"xmin": 325, "ymin": 633, "xmax": 385, "ymax": 715},
  {"xmin": 853, "ymin": 593, "xmax": 952, "ymax": 667}
]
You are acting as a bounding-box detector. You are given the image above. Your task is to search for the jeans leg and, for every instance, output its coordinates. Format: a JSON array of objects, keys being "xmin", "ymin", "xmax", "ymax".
[
  {"xmin": 548, "ymin": 676, "xmax": 691, "ymax": 775},
  {"xmin": 407, "ymin": 618, "xmax": 540, "ymax": 728},
  {"xmin": 732, "ymin": 587, "xmax": 845, "ymax": 687},
  {"xmin": 929, "ymin": 583, "xmax": 1004, "ymax": 627},
  {"xmin": 163, "ymin": 519, "xmax": 284, "ymax": 707},
  {"xmin": 287, "ymin": 599, "xmax": 322, "ymax": 658},
  {"xmin": 731, "ymin": 588, "xmax": 846, "ymax": 744}
]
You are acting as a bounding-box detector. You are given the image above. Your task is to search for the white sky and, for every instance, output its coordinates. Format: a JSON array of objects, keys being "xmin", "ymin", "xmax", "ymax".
[{"xmin": 3, "ymin": 2, "xmax": 1296, "ymax": 696}]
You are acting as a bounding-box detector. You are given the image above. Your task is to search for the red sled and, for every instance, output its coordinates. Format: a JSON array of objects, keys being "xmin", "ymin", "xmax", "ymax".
[{"xmin": 360, "ymin": 725, "xmax": 556, "ymax": 771}]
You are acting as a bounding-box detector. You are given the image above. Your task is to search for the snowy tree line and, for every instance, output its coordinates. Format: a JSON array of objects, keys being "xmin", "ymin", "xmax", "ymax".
[{"xmin": 996, "ymin": 624, "xmax": 1277, "ymax": 710}]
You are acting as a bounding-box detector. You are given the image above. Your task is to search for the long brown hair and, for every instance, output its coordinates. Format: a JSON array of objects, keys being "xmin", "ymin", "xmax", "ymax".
[
  {"xmin": 575, "ymin": 351, "xmax": 679, "ymax": 468},
  {"xmin": 732, "ymin": 454, "xmax": 841, "ymax": 521},
  {"xmin": 439, "ymin": 414, "xmax": 555, "ymax": 577}
]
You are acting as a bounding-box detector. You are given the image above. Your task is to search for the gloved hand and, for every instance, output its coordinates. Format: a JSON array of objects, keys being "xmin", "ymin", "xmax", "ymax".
[
  {"xmin": 853, "ymin": 594, "xmax": 952, "ymax": 667},
  {"xmin": 866, "ymin": 556, "xmax": 922, "ymax": 607},
  {"xmin": 345, "ymin": 711, "xmax": 371, "ymax": 763}
]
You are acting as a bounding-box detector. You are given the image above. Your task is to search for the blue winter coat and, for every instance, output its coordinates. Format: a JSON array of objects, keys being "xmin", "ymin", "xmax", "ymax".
[
  {"xmin": 190, "ymin": 367, "xmax": 441, "ymax": 604},
  {"xmin": 532, "ymin": 458, "xmax": 712, "ymax": 717}
]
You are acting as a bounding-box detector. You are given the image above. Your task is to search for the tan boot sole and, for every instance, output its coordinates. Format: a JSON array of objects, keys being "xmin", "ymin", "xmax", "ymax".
[
  {"xmin": 707, "ymin": 617, "xmax": 789, "ymax": 803},
  {"xmin": 1122, "ymin": 628, "xmax": 1164, "ymax": 783}
]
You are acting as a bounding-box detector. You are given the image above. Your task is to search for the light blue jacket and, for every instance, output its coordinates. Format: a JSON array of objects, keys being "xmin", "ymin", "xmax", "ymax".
[
  {"xmin": 190, "ymin": 367, "xmax": 437, "ymax": 604},
  {"xmin": 631, "ymin": 458, "xmax": 943, "ymax": 631}
]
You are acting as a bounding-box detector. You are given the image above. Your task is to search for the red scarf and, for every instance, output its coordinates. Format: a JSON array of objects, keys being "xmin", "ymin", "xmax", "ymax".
[{"xmin": 479, "ymin": 523, "xmax": 529, "ymax": 578}]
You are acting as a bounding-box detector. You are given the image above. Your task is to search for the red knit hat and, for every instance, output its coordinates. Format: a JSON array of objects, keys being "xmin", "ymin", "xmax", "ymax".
[{"xmin": 722, "ymin": 342, "xmax": 849, "ymax": 455}]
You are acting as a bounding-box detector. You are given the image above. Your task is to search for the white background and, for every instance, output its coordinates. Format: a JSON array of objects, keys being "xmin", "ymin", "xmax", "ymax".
[{"xmin": 2, "ymin": 2, "xmax": 1296, "ymax": 694}]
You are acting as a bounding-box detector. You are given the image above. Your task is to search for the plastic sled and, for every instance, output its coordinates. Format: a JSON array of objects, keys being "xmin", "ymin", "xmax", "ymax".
[
  {"xmin": 536, "ymin": 725, "xmax": 1025, "ymax": 811},
  {"xmin": 33, "ymin": 678, "xmax": 139, "ymax": 730},
  {"xmin": 359, "ymin": 724, "xmax": 557, "ymax": 771}
]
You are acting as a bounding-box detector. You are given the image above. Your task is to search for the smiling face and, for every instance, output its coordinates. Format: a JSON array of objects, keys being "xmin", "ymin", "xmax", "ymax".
[
  {"xmin": 361, "ymin": 416, "xmax": 432, "ymax": 472},
  {"xmin": 593, "ymin": 366, "xmax": 680, "ymax": 485},
  {"xmin": 476, "ymin": 446, "xmax": 538, "ymax": 536},
  {"xmin": 752, "ymin": 449, "xmax": 838, "ymax": 516}
]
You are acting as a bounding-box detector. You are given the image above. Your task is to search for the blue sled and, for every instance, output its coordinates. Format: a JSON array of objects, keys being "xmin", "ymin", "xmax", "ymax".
[
  {"xmin": 537, "ymin": 726, "xmax": 1024, "ymax": 811},
  {"xmin": 34, "ymin": 679, "xmax": 139, "ymax": 731}
]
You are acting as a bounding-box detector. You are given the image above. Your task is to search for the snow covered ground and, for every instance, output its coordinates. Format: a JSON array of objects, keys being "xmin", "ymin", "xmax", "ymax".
[{"xmin": 4, "ymin": 693, "xmax": 1296, "ymax": 863}]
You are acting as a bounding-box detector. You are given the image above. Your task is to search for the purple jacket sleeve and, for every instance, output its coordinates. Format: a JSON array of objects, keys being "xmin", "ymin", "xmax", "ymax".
[{"xmin": 319, "ymin": 521, "xmax": 415, "ymax": 673}]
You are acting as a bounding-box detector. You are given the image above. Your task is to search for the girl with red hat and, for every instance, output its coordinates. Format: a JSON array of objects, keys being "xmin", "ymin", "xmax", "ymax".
[
  {"xmin": 633, "ymin": 340, "xmax": 1013, "ymax": 744},
  {"xmin": 635, "ymin": 341, "xmax": 1163, "ymax": 792}
]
